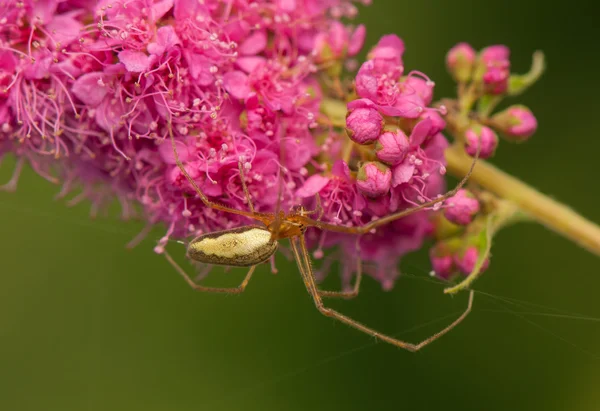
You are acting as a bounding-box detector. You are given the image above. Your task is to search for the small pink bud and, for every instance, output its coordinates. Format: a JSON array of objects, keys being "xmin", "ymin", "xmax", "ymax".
[
  {"xmin": 491, "ymin": 105, "xmax": 537, "ymax": 142},
  {"xmin": 431, "ymin": 254, "xmax": 454, "ymax": 280},
  {"xmin": 375, "ymin": 130, "xmax": 409, "ymax": 166},
  {"xmin": 346, "ymin": 99, "xmax": 384, "ymax": 144},
  {"xmin": 482, "ymin": 65, "xmax": 510, "ymax": 94},
  {"xmin": 429, "ymin": 242, "xmax": 457, "ymax": 279},
  {"xmin": 454, "ymin": 246, "xmax": 490, "ymax": 275},
  {"xmin": 446, "ymin": 42, "xmax": 476, "ymax": 83},
  {"xmin": 474, "ymin": 45, "xmax": 511, "ymax": 95},
  {"xmin": 356, "ymin": 161, "xmax": 392, "ymax": 197},
  {"xmin": 464, "ymin": 125, "xmax": 498, "ymax": 159},
  {"xmin": 444, "ymin": 189, "xmax": 480, "ymax": 226},
  {"xmin": 480, "ymin": 45, "xmax": 510, "ymax": 63}
]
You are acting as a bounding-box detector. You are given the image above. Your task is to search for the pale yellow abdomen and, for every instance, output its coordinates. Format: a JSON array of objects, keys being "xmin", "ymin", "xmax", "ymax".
[{"xmin": 187, "ymin": 226, "xmax": 278, "ymax": 266}]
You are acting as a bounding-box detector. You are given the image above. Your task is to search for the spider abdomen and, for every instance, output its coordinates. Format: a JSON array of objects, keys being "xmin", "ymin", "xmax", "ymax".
[{"xmin": 187, "ymin": 226, "xmax": 278, "ymax": 267}]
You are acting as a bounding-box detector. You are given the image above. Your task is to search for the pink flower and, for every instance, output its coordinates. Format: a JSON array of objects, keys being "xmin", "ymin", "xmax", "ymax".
[
  {"xmin": 446, "ymin": 42, "xmax": 476, "ymax": 83},
  {"xmin": 465, "ymin": 125, "xmax": 498, "ymax": 159},
  {"xmin": 367, "ymin": 34, "xmax": 405, "ymax": 66},
  {"xmin": 429, "ymin": 244, "xmax": 455, "ymax": 280},
  {"xmin": 480, "ymin": 45, "xmax": 510, "ymax": 63},
  {"xmin": 455, "ymin": 246, "xmax": 490, "ymax": 275},
  {"xmin": 478, "ymin": 45, "xmax": 511, "ymax": 95},
  {"xmin": 345, "ymin": 99, "xmax": 384, "ymax": 144},
  {"xmin": 375, "ymin": 130, "xmax": 409, "ymax": 165},
  {"xmin": 314, "ymin": 22, "xmax": 366, "ymax": 60},
  {"xmin": 444, "ymin": 189, "xmax": 480, "ymax": 226},
  {"xmin": 297, "ymin": 160, "xmax": 365, "ymax": 225},
  {"xmin": 491, "ymin": 105, "xmax": 538, "ymax": 141},
  {"xmin": 356, "ymin": 161, "xmax": 392, "ymax": 197}
]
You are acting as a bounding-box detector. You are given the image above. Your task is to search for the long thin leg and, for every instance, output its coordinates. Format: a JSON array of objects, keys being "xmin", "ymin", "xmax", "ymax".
[
  {"xmin": 163, "ymin": 250, "xmax": 255, "ymax": 293},
  {"xmin": 291, "ymin": 235, "xmax": 473, "ymax": 352},
  {"xmin": 318, "ymin": 239, "xmax": 363, "ymax": 299},
  {"xmin": 168, "ymin": 122, "xmax": 270, "ymax": 224},
  {"xmin": 312, "ymin": 193, "xmax": 324, "ymax": 220}
]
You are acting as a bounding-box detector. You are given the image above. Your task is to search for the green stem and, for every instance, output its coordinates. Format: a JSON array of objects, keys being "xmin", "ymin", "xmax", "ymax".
[{"xmin": 445, "ymin": 144, "xmax": 600, "ymax": 257}]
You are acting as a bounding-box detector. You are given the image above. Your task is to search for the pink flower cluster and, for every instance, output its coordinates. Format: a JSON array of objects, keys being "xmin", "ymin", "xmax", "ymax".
[
  {"xmin": 446, "ymin": 43, "xmax": 538, "ymax": 159},
  {"xmin": 1, "ymin": 1, "xmax": 545, "ymax": 291},
  {"xmin": 427, "ymin": 189, "xmax": 489, "ymax": 280},
  {"xmin": 298, "ymin": 35, "xmax": 450, "ymax": 289},
  {"xmin": 0, "ymin": 0, "xmax": 367, "ymax": 242}
]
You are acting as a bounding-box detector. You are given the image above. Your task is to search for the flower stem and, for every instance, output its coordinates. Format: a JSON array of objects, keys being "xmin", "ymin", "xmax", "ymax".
[{"xmin": 445, "ymin": 144, "xmax": 600, "ymax": 256}]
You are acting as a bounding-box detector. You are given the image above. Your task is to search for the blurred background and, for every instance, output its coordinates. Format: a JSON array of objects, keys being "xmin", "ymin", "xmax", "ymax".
[{"xmin": 1, "ymin": 1, "xmax": 599, "ymax": 410}]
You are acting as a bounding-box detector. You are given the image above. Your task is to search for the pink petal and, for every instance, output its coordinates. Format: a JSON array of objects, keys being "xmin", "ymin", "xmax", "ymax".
[
  {"xmin": 235, "ymin": 56, "xmax": 266, "ymax": 73},
  {"xmin": 185, "ymin": 53, "xmax": 214, "ymax": 86},
  {"xmin": 118, "ymin": 50, "xmax": 152, "ymax": 72},
  {"xmin": 223, "ymin": 71, "xmax": 251, "ymax": 100},
  {"xmin": 391, "ymin": 161, "xmax": 415, "ymax": 186},
  {"xmin": 297, "ymin": 175, "xmax": 330, "ymax": 198},
  {"xmin": 173, "ymin": 0, "xmax": 209, "ymax": 21},
  {"xmin": 159, "ymin": 140, "xmax": 190, "ymax": 164},
  {"xmin": 347, "ymin": 98, "xmax": 378, "ymax": 110},
  {"xmin": 277, "ymin": 0, "xmax": 297, "ymax": 12},
  {"xmin": 46, "ymin": 13, "xmax": 83, "ymax": 47},
  {"xmin": 348, "ymin": 24, "xmax": 366, "ymax": 56},
  {"xmin": 72, "ymin": 72, "xmax": 108, "ymax": 106},
  {"xmin": 30, "ymin": 0, "xmax": 58, "ymax": 24},
  {"xmin": 409, "ymin": 118, "xmax": 433, "ymax": 148},
  {"xmin": 331, "ymin": 160, "xmax": 352, "ymax": 181},
  {"xmin": 94, "ymin": 98, "xmax": 125, "ymax": 132},
  {"xmin": 148, "ymin": 25, "xmax": 180, "ymax": 55},
  {"xmin": 238, "ymin": 30, "xmax": 267, "ymax": 55},
  {"xmin": 151, "ymin": 0, "xmax": 174, "ymax": 20},
  {"xmin": 22, "ymin": 52, "xmax": 52, "ymax": 80}
]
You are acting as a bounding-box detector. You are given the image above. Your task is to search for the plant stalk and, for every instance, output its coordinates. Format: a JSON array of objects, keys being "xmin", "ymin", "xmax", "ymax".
[{"xmin": 445, "ymin": 144, "xmax": 600, "ymax": 256}]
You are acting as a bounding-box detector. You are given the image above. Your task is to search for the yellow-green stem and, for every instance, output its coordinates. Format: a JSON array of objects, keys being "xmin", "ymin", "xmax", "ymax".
[{"xmin": 445, "ymin": 144, "xmax": 600, "ymax": 256}]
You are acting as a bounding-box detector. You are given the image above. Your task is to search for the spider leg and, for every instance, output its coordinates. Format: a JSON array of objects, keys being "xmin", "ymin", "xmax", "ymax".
[
  {"xmin": 163, "ymin": 250, "xmax": 255, "ymax": 293},
  {"xmin": 318, "ymin": 238, "xmax": 362, "ymax": 300},
  {"xmin": 312, "ymin": 193, "xmax": 324, "ymax": 220},
  {"xmin": 291, "ymin": 235, "xmax": 473, "ymax": 351}
]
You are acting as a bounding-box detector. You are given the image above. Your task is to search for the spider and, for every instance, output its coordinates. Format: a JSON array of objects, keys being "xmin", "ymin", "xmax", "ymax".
[{"xmin": 163, "ymin": 124, "xmax": 477, "ymax": 351}]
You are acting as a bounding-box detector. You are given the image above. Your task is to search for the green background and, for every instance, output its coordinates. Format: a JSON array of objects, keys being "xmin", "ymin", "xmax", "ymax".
[{"xmin": 1, "ymin": 1, "xmax": 599, "ymax": 410}]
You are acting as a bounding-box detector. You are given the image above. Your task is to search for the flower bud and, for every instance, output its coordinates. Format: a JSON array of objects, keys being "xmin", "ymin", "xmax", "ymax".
[
  {"xmin": 474, "ymin": 45, "xmax": 511, "ymax": 95},
  {"xmin": 375, "ymin": 130, "xmax": 409, "ymax": 166},
  {"xmin": 491, "ymin": 105, "xmax": 537, "ymax": 142},
  {"xmin": 482, "ymin": 66, "xmax": 509, "ymax": 94},
  {"xmin": 429, "ymin": 241, "xmax": 458, "ymax": 279},
  {"xmin": 444, "ymin": 189, "xmax": 480, "ymax": 226},
  {"xmin": 356, "ymin": 161, "xmax": 392, "ymax": 197},
  {"xmin": 480, "ymin": 45, "xmax": 510, "ymax": 63},
  {"xmin": 446, "ymin": 42, "xmax": 476, "ymax": 83},
  {"xmin": 464, "ymin": 125, "xmax": 498, "ymax": 159},
  {"xmin": 346, "ymin": 99, "xmax": 384, "ymax": 144},
  {"xmin": 454, "ymin": 246, "xmax": 490, "ymax": 276}
]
